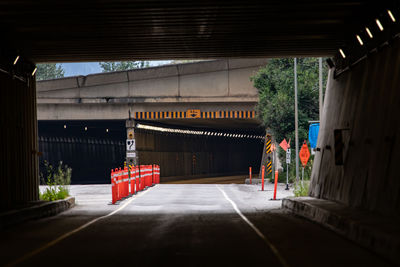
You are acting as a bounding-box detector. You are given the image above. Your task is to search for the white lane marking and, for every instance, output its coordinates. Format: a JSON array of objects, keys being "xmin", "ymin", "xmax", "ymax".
[
  {"xmin": 6, "ymin": 187, "xmax": 154, "ymax": 267},
  {"xmin": 216, "ymin": 185, "xmax": 290, "ymax": 267}
]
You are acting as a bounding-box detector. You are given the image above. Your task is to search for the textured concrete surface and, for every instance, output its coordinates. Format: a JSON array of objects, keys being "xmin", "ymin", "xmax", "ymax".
[
  {"xmin": 36, "ymin": 59, "xmax": 266, "ymax": 120},
  {"xmin": 0, "ymin": 184, "xmax": 391, "ymax": 266},
  {"xmin": 282, "ymin": 197, "xmax": 400, "ymax": 265},
  {"xmin": 310, "ymin": 37, "xmax": 400, "ymax": 216}
]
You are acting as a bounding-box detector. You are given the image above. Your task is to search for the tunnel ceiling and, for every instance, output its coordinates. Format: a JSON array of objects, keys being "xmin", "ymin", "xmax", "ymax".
[{"xmin": 0, "ymin": 1, "xmax": 392, "ymax": 62}]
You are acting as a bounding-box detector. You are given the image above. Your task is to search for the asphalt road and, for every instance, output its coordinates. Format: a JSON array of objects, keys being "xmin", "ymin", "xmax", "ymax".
[
  {"xmin": 163, "ymin": 175, "xmax": 250, "ymax": 184},
  {"xmin": 1, "ymin": 184, "xmax": 392, "ymax": 267}
]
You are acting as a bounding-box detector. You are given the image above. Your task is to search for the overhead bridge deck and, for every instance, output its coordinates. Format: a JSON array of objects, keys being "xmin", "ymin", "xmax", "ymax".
[
  {"xmin": 134, "ymin": 110, "xmax": 256, "ymax": 120},
  {"xmin": 36, "ymin": 59, "xmax": 265, "ymax": 129}
]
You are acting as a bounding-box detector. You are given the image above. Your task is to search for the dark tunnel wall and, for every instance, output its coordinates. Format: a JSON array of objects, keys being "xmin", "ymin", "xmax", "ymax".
[
  {"xmin": 38, "ymin": 121, "xmax": 126, "ymax": 184},
  {"xmin": 38, "ymin": 136, "xmax": 126, "ymax": 184},
  {"xmin": 38, "ymin": 121, "xmax": 263, "ymax": 184},
  {"xmin": 310, "ymin": 38, "xmax": 400, "ymax": 216},
  {"xmin": 135, "ymin": 129, "xmax": 263, "ymax": 181},
  {"xmin": 0, "ymin": 60, "xmax": 39, "ymax": 210}
]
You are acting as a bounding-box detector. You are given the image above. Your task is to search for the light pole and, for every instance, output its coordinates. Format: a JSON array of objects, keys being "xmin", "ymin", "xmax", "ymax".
[
  {"xmin": 294, "ymin": 58, "xmax": 299, "ymax": 182},
  {"xmin": 319, "ymin": 58, "xmax": 323, "ymax": 122}
]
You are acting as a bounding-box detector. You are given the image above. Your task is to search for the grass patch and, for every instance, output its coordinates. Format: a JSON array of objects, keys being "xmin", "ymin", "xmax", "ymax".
[
  {"xmin": 40, "ymin": 161, "xmax": 72, "ymax": 201},
  {"xmin": 293, "ymin": 180, "xmax": 310, "ymax": 197}
]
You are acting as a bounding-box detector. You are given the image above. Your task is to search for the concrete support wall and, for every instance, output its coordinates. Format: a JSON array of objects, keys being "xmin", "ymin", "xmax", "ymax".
[
  {"xmin": 0, "ymin": 64, "xmax": 39, "ymax": 210},
  {"xmin": 310, "ymin": 39, "xmax": 400, "ymax": 216}
]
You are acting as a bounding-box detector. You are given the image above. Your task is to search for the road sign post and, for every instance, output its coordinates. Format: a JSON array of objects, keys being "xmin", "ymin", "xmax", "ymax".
[
  {"xmin": 279, "ymin": 138, "xmax": 291, "ymax": 190},
  {"xmin": 126, "ymin": 119, "xmax": 138, "ymax": 166},
  {"xmin": 299, "ymin": 141, "xmax": 311, "ymax": 183},
  {"xmin": 265, "ymin": 135, "xmax": 272, "ymax": 177},
  {"xmin": 259, "ymin": 133, "xmax": 273, "ymax": 180},
  {"xmin": 286, "ymin": 148, "xmax": 291, "ymax": 190},
  {"xmin": 271, "ymin": 143, "xmax": 276, "ymax": 182}
]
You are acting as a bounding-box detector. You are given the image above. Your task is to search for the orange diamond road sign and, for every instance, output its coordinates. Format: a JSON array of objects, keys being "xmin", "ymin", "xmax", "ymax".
[
  {"xmin": 299, "ymin": 141, "xmax": 310, "ymax": 167},
  {"xmin": 279, "ymin": 139, "xmax": 288, "ymax": 151},
  {"xmin": 187, "ymin": 109, "xmax": 201, "ymax": 118}
]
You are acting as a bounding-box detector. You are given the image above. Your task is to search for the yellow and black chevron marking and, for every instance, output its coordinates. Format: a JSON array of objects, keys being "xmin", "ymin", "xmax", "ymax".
[
  {"xmin": 265, "ymin": 139, "xmax": 272, "ymax": 154},
  {"xmin": 266, "ymin": 161, "xmax": 272, "ymax": 174},
  {"xmin": 134, "ymin": 110, "xmax": 256, "ymax": 120}
]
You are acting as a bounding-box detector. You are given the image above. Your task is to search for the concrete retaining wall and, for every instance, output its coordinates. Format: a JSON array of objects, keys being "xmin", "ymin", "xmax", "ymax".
[{"xmin": 309, "ymin": 38, "xmax": 400, "ymax": 216}]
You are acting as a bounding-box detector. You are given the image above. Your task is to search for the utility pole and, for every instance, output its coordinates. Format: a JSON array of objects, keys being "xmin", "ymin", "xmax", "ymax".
[
  {"xmin": 271, "ymin": 144, "xmax": 275, "ymax": 182},
  {"xmin": 294, "ymin": 58, "xmax": 299, "ymax": 182},
  {"xmin": 126, "ymin": 111, "xmax": 138, "ymax": 166},
  {"xmin": 319, "ymin": 58, "xmax": 323, "ymax": 122}
]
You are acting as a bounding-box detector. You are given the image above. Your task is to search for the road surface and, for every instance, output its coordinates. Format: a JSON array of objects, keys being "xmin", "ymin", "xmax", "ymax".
[
  {"xmin": 163, "ymin": 175, "xmax": 251, "ymax": 184},
  {"xmin": 1, "ymin": 184, "xmax": 391, "ymax": 267}
]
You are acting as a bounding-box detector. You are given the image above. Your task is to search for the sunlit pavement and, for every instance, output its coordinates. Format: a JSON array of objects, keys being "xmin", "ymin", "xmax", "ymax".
[{"xmin": 2, "ymin": 184, "xmax": 391, "ymax": 267}]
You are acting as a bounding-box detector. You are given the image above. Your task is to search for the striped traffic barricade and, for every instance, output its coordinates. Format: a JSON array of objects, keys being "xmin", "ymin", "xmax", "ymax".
[
  {"xmin": 129, "ymin": 166, "xmax": 135, "ymax": 195},
  {"xmin": 139, "ymin": 165, "xmax": 144, "ymax": 191},
  {"xmin": 116, "ymin": 168, "xmax": 121, "ymax": 201},
  {"xmin": 152, "ymin": 165, "xmax": 155, "ymax": 186},
  {"xmin": 123, "ymin": 166, "xmax": 128, "ymax": 198},
  {"xmin": 146, "ymin": 165, "xmax": 151, "ymax": 187},
  {"xmin": 155, "ymin": 165, "xmax": 160, "ymax": 184},
  {"xmin": 147, "ymin": 165, "xmax": 152, "ymax": 187},
  {"xmin": 111, "ymin": 164, "xmax": 161, "ymax": 204},
  {"xmin": 111, "ymin": 169, "xmax": 117, "ymax": 204},
  {"xmin": 135, "ymin": 166, "xmax": 140, "ymax": 193}
]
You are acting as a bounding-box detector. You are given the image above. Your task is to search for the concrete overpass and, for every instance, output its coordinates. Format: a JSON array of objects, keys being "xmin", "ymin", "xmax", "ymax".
[
  {"xmin": 36, "ymin": 59, "xmax": 265, "ymax": 129},
  {"xmin": 36, "ymin": 59, "xmax": 266, "ymax": 182}
]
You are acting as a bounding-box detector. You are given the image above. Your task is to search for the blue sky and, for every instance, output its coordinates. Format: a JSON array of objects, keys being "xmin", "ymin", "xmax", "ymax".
[{"xmin": 60, "ymin": 61, "xmax": 171, "ymax": 77}]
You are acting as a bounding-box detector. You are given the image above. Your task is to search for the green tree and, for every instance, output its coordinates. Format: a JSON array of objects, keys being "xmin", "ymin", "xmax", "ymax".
[
  {"xmin": 99, "ymin": 61, "xmax": 150, "ymax": 72},
  {"xmin": 252, "ymin": 58, "xmax": 328, "ymax": 182},
  {"xmin": 36, "ymin": 64, "xmax": 65, "ymax": 81}
]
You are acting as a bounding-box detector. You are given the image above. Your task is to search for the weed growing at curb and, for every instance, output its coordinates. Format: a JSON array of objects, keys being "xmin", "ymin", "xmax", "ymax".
[
  {"xmin": 293, "ymin": 180, "xmax": 310, "ymax": 197},
  {"xmin": 40, "ymin": 161, "xmax": 72, "ymax": 201}
]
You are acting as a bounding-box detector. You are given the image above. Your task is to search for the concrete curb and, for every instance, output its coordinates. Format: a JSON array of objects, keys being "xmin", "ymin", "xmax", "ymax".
[
  {"xmin": 282, "ymin": 197, "xmax": 400, "ymax": 265},
  {"xmin": 244, "ymin": 178, "xmax": 269, "ymax": 184},
  {"xmin": 0, "ymin": 196, "xmax": 75, "ymax": 230}
]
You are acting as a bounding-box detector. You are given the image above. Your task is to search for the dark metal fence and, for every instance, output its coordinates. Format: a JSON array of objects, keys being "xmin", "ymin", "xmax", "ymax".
[{"xmin": 39, "ymin": 136, "xmax": 125, "ymax": 184}]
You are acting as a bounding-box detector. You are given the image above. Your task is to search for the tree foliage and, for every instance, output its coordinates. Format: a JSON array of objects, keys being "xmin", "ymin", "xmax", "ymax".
[
  {"xmin": 36, "ymin": 64, "xmax": 65, "ymax": 81},
  {"xmin": 99, "ymin": 61, "xmax": 150, "ymax": 72},
  {"xmin": 252, "ymin": 58, "xmax": 327, "ymax": 143},
  {"xmin": 252, "ymin": 58, "xmax": 328, "ymax": 182}
]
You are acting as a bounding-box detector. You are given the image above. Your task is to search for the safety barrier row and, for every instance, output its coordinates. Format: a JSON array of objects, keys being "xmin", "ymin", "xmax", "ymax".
[
  {"xmin": 111, "ymin": 164, "xmax": 160, "ymax": 204},
  {"xmin": 249, "ymin": 165, "xmax": 280, "ymax": 200}
]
